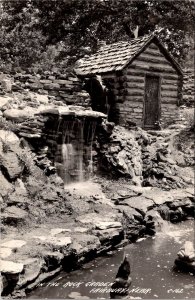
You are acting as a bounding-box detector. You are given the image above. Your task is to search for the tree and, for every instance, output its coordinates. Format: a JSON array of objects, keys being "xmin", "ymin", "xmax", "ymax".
[{"xmin": 0, "ymin": 0, "xmax": 194, "ymax": 71}]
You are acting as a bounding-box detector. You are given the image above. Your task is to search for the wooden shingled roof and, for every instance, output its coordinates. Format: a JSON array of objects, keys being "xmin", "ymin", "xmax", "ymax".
[{"xmin": 75, "ymin": 34, "xmax": 182, "ymax": 76}]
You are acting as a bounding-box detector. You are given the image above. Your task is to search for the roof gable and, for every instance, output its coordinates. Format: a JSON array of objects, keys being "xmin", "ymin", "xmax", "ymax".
[{"xmin": 75, "ymin": 34, "xmax": 182, "ymax": 76}]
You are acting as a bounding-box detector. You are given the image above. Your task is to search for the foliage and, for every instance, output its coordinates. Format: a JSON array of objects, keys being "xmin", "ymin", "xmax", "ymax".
[
  {"xmin": 0, "ymin": 0, "xmax": 194, "ymax": 71},
  {"xmin": 182, "ymin": 108, "xmax": 194, "ymax": 130}
]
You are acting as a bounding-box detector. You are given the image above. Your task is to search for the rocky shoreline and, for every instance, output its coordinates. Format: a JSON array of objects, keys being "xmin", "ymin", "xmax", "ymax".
[{"xmin": 1, "ymin": 183, "xmax": 194, "ymax": 299}]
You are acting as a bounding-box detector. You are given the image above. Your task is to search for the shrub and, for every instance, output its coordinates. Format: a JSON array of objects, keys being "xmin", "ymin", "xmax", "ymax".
[{"xmin": 182, "ymin": 108, "xmax": 194, "ymax": 130}]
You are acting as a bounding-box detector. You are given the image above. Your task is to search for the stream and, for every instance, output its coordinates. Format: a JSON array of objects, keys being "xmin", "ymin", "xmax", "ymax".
[{"xmin": 28, "ymin": 220, "xmax": 194, "ymax": 299}]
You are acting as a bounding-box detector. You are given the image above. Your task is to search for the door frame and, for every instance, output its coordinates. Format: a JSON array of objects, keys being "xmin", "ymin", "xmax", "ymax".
[{"xmin": 142, "ymin": 73, "xmax": 162, "ymax": 129}]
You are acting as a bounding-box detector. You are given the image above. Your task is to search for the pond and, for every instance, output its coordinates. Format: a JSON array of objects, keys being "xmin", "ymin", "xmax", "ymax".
[{"xmin": 28, "ymin": 220, "xmax": 194, "ymax": 299}]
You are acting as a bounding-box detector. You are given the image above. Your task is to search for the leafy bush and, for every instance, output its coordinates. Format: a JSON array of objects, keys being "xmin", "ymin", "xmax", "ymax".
[{"xmin": 182, "ymin": 108, "xmax": 194, "ymax": 130}]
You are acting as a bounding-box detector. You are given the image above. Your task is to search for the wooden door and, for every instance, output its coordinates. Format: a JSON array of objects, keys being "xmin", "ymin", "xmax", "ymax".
[{"xmin": 144, "ymin": 75, "xmax": 160, "ymax": 128}]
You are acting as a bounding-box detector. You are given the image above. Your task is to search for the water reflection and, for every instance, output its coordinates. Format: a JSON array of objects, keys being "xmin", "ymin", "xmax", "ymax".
[{"xmin": 28, "ymin": 220, "xmax": 195, "ymax": 299}]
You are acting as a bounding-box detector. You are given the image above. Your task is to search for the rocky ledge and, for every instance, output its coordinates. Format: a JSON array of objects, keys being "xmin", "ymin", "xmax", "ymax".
[{"xmin": 38, "ymin": 106, "xmax": 107, "ymax": 119}]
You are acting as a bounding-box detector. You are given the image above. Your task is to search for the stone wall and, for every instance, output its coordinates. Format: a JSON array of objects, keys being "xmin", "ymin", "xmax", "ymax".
[
  {"xmin": 183, "ymin": 69, "xmax": 194, "ymax": 106},
  {"xmin": 8, "ymin": 72, "xmax": 90, "ymax": 107}
]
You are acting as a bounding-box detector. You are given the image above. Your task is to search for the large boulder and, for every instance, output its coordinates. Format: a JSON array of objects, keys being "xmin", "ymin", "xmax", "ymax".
[
  {"xmin": 177, "ymin": 241, "xmax": 195, "ymax": 262},
  {"xmin": 123, "ymin": 196, "xmax": 155, "ymax": 216},
  {"xmin": 175, "ymin": 241, "xmax": 195, "ymax": 274},
  {"xmin": 0, "ymin": 150, "xmax": 24, "ymax": 180}
]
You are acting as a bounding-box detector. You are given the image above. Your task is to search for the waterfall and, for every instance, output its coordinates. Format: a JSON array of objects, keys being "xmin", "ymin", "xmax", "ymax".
[
  {"xmin": 40, "ymin": 106, "xmax": 106, "ymax": 185},
  {"xmin": 61, "ymin": 143, "xmax": 75, "ymax": 184},
  {"xmin": 77, "ymin": 119, "xmax": 84, "ymax": 182},
  {"xmin": 86, "ymin": 120, "xmax": 97, "ymax": 179},
  {"xmin": 54, "ymin": 117, "xmax": 98, "ymax": 184}
]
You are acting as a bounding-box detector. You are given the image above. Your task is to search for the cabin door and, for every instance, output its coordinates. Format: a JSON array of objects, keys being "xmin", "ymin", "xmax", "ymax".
[{"xmin": 144, "ymin": 75, "xmax": 160, "ymax": 128}]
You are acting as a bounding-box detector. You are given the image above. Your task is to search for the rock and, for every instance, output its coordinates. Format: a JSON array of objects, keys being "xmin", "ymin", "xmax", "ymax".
[
  {"xmin": 39, "ymin": 188, "xmax": 62, "ymax": 202},
  {"xmin": 0, "ymin": 96, "xmax": 10, "ymax": 109},
  {"xmin": 157, "ymin": 204, "xmax": 170, "ymax": 220},
  {"xmin": 94, "ymin": 227, "xmax": 122, "ymax": 243},
  {"xmin": 0, "ymin": 274, "xmax": 8, "ymax": 293},
  {"xmin": 67, "ymin": 197, "xmax": 91, "ymax": 214},
  {"xmin": 16, "ymin": 258, "xmax": 44, "ymax": 288},
  {"xmin": 177, "ymin": 241, "xmax": 195, "ymax": 262},
  {"xmin": 37, "ymin": 94, "xmax": 49, "ymax": 104},
  {"xmin": 0, "ymin": 151, "xmax": 24, "ymax": 180},
  {"xmin": 43, "ymin": 252, "xmax": 64, "ymax": 271},
  {"xmin": 116, "ymin": 157, "xmax": 129, "ymax": 174},
  {"xmin": 74, "ymin": 227, "xmax": 89, "ymax": 233},
  {"xmin": 2, "ymin": 206, "xmax": 28, "ymax": 223},
  {"xmin": 117, "ymin": 189, "xmax": 138, "ymax": 199},
  {"xmin": 170, "ymin": 207, "xmax": 184, "ymax": 222},
  {"xmin": 8, "ymin": 182, "xmax": 29, "ymax": 205},
  {"xmin": 0, "ymin": 170, "xmax": 13, "ymax": 197},
  {"xmin": 132, "ymin": 157, "xmax": 142, "ymax": 176},
  {"xmin": 95, "ymin": 221, "xmax": 122, "ymax": 230},
  {"xmin": 1, "ymin": 240, "xmax": 26, "ymax": 249},
  {"xmin": 19, "ymin": 132, "xmax": 41, "ymax": 138},
  {"xmin": 175, "ymin": 240, "xmax": 195, "ymax": 273},
  {"xmin": 185, "ymin": 187, "xmax": 194, "ymax": 197},
  {"xmin": 0, "ymin": 260, "xmax": 24, "ymax": 274},
  {"xmin": 0, "ymin": 247, "xmax": 12, "ymax": 259},
  {"xmin": 116, "ymin": 205, "xmax": 143, "ymax": 222},
  {"xmin": 109, "ymin": 146, "xmax": 121, "ymax": 153},
  {"xmin": 170, "ymin": 189, "xmax": 193, "ymax": 201},
  {"xmin": 132, "ymin": 176, "xmax": 142, "ymax": 186},
  {"xmin": 123, "ymin": 196, "xmax": 154, "ymax": 216},
  {"xmin": 1, "ymin": 79, "xmax": 12, "ymax": 92},
  {"xmin": 3, "ymin": 107, "xmax": 37, "ymax": 123},
  {"xmin": 181, "ymin": 175, "xmax": 193, "ymax": 185},
  {"xmin": 142, "ymin": 188, "xmax": 173, "ymax": 205},
  {"xmin": 144, "ymin": 210, "xmax": 162, "ymax": 234},
  {"xmin": 76, "ymin": 212, "xmax": 118, "ymax": 226},
  {"xmin": 71, "ymin": 234, "xmax": 100, "ymax": 255},
  {"xmin": 34, "ymin": 236, "xmax": 72, "ymax": 248},
  {"xmin": 175, "ymin": 258, "xmax": 195, "ymax": 274},
  {"xmin": 0, "ymin": 130, "xmax": 20, "ymax": 145},
  {"xmin": 50, "ymin": 228, "xmax": 71, "ymax": 236},
  {"xmin": 3, "ymin": 108, "xmax": 32, "ymax": 122},
  {"xmin": 126, "ymin": 224, "xmax": 145, "ymax": 240}
]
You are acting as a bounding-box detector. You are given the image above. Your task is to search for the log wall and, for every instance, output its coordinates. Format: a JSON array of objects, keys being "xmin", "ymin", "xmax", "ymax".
[{"xmin": 118, "ymin": 42, "xmax": 181, "ymax": 127}]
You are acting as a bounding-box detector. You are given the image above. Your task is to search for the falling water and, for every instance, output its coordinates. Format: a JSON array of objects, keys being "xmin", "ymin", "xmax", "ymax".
[
  {"xmin": 77, "ymin": 119, "xmax": 84, "ymax": 182},
  {"xmin": 54, "ymin": 117, "xmax": 98, "ymax": 184},
  {"xmin": 61, "ymin": 143, "xmax": 75, "ymax": 184},
  {"xmin": 86, "ymin": 120, "xmax": 97, "ymax": 179}
]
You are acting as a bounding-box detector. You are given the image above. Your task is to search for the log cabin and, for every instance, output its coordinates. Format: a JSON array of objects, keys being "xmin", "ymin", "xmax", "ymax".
[{"xmin": 75, "ymin": 34, "xmax": 183, "ymax": 129}]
